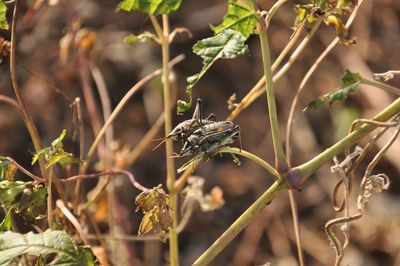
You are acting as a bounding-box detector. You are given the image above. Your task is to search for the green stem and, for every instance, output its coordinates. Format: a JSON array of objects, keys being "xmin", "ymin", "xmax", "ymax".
[
  {"xmin": 287, "ymin": 96, "xmax": 400, "ymax": 188},
  {"xmin": 192, "ymin": 178, "xmax": 288, "ymax": 266},
  {"xmin": 160, "ymin": 14, "xmax": 179, "ymax": 266},
  {"xmin": 259, "ymin": 25, "xmax": 287, "ymax": 171},
  {"xmin": 218, "ymin": 147, "xmax": 277, "ymax": 176}
]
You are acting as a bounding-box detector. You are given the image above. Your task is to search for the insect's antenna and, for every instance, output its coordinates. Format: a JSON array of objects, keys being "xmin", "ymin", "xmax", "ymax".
[
  {"xmin": 152, "ymin": 137, "xmax": 166, "ymax": 141},
  {"xmin": 152, "ymin": 138, "xmax": 167, "ymax": 151}
]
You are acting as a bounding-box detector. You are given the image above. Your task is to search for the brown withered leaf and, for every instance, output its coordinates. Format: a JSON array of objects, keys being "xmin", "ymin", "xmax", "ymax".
[
  {"xmin": 0, "ymin": 36, "xmax": 11, "ymax": 64},
  {"xmin": 135, "ymin": 185, "xmax": 173, "ymax": 242}
]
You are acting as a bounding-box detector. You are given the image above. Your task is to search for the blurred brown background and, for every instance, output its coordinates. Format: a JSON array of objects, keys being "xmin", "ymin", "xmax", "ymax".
[{"xmin": 0, "ymin": 0, "xmax": 400, "ymax": 265}]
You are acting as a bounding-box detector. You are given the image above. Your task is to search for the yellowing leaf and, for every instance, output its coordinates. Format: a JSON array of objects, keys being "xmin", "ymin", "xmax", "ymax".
[
  {"xmin": 324, "ymin": 15, "xmax": 356, "ymax": 45},
  {"xmin": 0, "ymin": 0, "xmax": 8, "ymax": 30}
]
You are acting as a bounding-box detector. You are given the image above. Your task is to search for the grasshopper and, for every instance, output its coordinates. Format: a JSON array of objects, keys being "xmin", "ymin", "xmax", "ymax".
[
  {"xmin": 179, "ymin": 121, "xmax": 234, "ymax": 156},
  {"xmin": 154, "ymin": 98, "xmax": 217, "ymax": 150},
  {"xmin": 179, "ymin": 124, "xmax": 240, "ymax": 157}
]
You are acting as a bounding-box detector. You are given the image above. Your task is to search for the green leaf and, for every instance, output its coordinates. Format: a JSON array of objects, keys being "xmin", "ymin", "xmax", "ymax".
[
  {"xmin": 116, "ymin": 0, "xmax": 182, "ymax": 15},
  {"xmin": 181, "ymin": 29, "xmax": 248, "ymax": 114},
  {"xmin": 176, "ymin": 99, "xmax": 192, "ymax": 114},
  {"xmin": 0, "ymin": 0, "xmax": 8, "ymax": 30},
  {"xmin": 0, "ymin": 230, "xmax": 99, "ymax": 266},
  {"xmin": 32, "ymin": 129, "xmax": 80, "ymax": 169},
  {"xmin": 44, "ymin": 151, "xmax": 81, "ymax": 168},
  {"xmin": 304, "ymin": 69, "xmax": 363, "ymax": 110},
  {"xmin": 0, "ymin": 181, "xmax": 46, "ymax": 211},
  {"xmin": 328, "ymin": 69, "xmax": 362, "ymax": 105},
  {"xmin": 0, "ymin": 208, "xmax": 12, "ymax": 232},
  {"xmin": 211, "ymin": 0, "xmax": 257, "ymax": 39}
]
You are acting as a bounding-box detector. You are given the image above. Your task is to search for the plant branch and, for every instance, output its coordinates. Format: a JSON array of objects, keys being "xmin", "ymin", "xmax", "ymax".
[
  {"xmin": 59, "ymin": 169, "xmax": 149, "ymax": 192},
  {"xmin": 217, "ymin": 147, "xmax": 277, "ymax": 176},
  {"xmin": 361, "ymin": 78, "xmax": 400, "ymax": 96},
  {"xmin": 286, "ymin": 96, "xmax": 400, "ymax": 188},
  {"xmin": 192, "ymin": 178, "xmax": 288, "ymax": 266},
  {"xmin": 10, "ymin": 1, "xmax": 45, "ymax": 177},
  {"xmin": 161, "ymin": 14, "xmax": 179, "ymax": 266},
  {"xmin": 259, "ymin": 23, "xmax": 286, "ymax": 170}
]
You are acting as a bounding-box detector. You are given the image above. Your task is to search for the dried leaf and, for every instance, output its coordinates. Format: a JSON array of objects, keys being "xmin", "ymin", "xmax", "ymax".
[{"xmin": 135, "ymin": 185, "xmax": 173, "ymax": 241}]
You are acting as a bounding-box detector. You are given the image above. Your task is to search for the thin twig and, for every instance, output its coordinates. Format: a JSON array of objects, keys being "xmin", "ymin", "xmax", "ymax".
[
  {"xmin": 56, "ymin": 199, "xmax": 89, "ymax": 245},
  {"xmin": 59, "ymin": 169, "xmax": 149, "ymax": 192},
  {"xmin": 80, "ymin": 54, "xmax": 184, "ymax": 174},
  {"xmin": 10, "ymin": 1, "xmax": 45, "ymax": 177}
]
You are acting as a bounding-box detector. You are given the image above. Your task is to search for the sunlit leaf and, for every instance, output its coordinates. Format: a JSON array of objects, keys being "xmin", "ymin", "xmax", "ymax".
[
  {"xmin": 0, "ymin": 208, "xmax": 12, "ymax": 231},
  {"xmin": 211, "ymin": 0, "xmax": 257, "ymax": 39},
  {"xmin": 179, "ymin": 29, "xmax": 248, "ymax": 114},
  {"xmin": 32, "ymin": 129, "xmax": 80, "ymax": 169},
  {"xmin": 0, "ymin": 0, "xmax": 8, "ymax": 30},
  {"xmin": 44, "ymin": 151, "xmax": 81, "ymax": 168},
  {"xmin": 0, "ymin": 157, "xmax": 16, "ymax": 181},
  {"xmin": 305, "ymin": 69, "xmax": 363, "ymax": 110},
  {"xmin": 0, "ymin": 230, "xmax": 99, "ymax": 266},
  {"xmin": 324, "ymin": 15, "xmax": 356, "ymax": 45},
  {"xmin": 116, "ymin": 0, "xmax": 182, "ymax": 15}
]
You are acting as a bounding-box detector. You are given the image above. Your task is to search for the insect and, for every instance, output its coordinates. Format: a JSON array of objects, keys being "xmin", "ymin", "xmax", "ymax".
[
  {"xmin": 179, "ymin": 121, "xmax": 234, "ymax": 156},
  {"xmin": 167, "ymin": 98, "xmax": 217, "ymax": 142},
  {"xmin": 179, "ymin": 124, "xmax": 241, "ymax": 157},
  {"xmin": 153, "ymin": 98, "xmax": 216, "ymax": 150}
]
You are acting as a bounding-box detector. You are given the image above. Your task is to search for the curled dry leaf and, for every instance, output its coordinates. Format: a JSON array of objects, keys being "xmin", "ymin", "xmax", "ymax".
[
  {"xmin": 0, "ymin": 36, "xmax": 10, "ymax": 64},
  {"xmin": 181, "ymin": 176, "xmax": 225, "ymax": 213},
  {"xmin": 135, "ymin": 185, "xmax": 173, "ymax": 242}
]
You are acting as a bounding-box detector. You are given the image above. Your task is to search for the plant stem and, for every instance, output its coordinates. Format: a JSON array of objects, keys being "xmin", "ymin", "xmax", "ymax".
[
  {"xmin": 287, "ymin": 96, "xmax": 400, "ymax": 188},
  {"xmin": 10, "ymin": 1, "xmax": 45, "ymax": 177},
  {"xmin": 47, "ymin": 169, "xmax": 53, "ymax": 228},
  {"xmin": 361, "ymin": 78, "xmax": 400, "ymax": 96},
  {"xmin": 192, "ymin": 178, "xmax": 288, "ymax": 266},
  {"xmin": 259, "ymin": 24, "xmax": 287, "ymax": 171},
  {"xmin": 160, "ymin": 14, "xmax": 180, "ymax": 266},
  {"xmin": 217, "ymin": 147, "xmax": 277, "ymax": 176}
]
